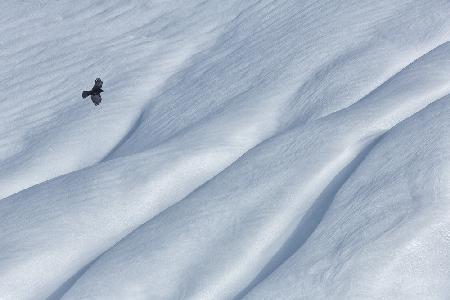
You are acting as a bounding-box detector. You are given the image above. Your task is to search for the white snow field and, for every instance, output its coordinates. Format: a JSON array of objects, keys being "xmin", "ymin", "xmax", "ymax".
[{"xmin": 1, "ymin": 0, "xmax": 450, "ymax": 299}]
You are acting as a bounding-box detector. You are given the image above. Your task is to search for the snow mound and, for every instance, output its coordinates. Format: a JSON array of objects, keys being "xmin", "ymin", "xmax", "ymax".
[{"xmin": 0, "ymin": 1, "xmax": 449, "ymax": 299}]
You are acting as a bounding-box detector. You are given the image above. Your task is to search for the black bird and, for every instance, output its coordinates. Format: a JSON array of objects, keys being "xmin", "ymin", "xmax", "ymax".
[{"xmin": 82, "ymin": 78, "xmax": 104, "ymax": 106}]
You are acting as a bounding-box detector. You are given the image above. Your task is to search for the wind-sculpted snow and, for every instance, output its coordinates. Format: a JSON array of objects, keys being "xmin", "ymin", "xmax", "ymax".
[
  {"xmin": 246, "ymin": 98, "xmax": 450, "ymax": 300},
  {"xmin": 0, "ymin": 1, "xmax": 449, "ymax": 299}
]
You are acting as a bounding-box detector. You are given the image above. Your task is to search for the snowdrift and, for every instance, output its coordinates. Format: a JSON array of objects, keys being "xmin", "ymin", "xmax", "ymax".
[{"xmin": 0, "ymin": 0, "xmax": 449, "ymax": 299}]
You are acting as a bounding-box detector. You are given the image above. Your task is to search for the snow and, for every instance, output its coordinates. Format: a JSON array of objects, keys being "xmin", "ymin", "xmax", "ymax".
[{"xmin": 0, "ymin": 0, "xmax": 449, "ymax": 299}]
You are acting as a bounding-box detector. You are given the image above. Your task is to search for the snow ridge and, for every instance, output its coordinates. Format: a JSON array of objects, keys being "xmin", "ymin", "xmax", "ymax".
[{"xmin": 0, "ymin": 0, "xmax": 450, "ymax": 299}]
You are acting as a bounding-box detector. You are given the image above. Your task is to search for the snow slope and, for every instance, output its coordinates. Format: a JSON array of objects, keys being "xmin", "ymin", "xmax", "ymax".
[{"xmin": 0, "ymin": 0, "xmax": 449, "ymax": 299}]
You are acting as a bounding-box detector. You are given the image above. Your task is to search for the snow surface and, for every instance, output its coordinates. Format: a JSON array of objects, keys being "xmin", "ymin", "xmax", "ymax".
[{"xmin": 0, "ymin": 0, "xmax": 449, "ymax": 299}]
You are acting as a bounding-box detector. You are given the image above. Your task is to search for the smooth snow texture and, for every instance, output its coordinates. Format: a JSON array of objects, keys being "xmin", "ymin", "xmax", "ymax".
[{"xmin": 0, "ymin": 0, "xmax": 449, "ymax": 299}]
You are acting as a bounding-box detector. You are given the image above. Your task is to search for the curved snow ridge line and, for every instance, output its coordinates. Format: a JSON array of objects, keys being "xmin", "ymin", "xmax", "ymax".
[
  {"xmin": 274, "ymin": 36, "xmax": 450, "ymax": 137},
  {"xmin": 220, "ymin": 0, "xmax": 450, "ymax": 130},
  {"xmin": 240, "ymin": 43, "xmax": 450, "ymax": 286},
  {"xmin": 235, "ymin": 133, "xmax": 386, "ymax": 299},
  {"xmin": 58, "ymin": 48, "xmax": 450, "ymax": 298},
  {"xmin": 0, "ymin": 130, "xmax": 273, "ymax": 299},
  {"xmin": 43, "ymin": 87, "xmax": 296, "ymax": 298},
  {"xmin": 51, "ymin": 132, "xmax": 398, "ymax": 296},
  {"xmin": 240, "ymin": 93, "xmax": 450, "ymax": 298},
  {"xmin": 244, "ymin": 97, "xmax": 450, "ymax": 299},
  {"xmin": 0, "ymin": 0, "xmax": 253, "ymax": 200},
  {"xmin": 57, "ymin": 123, "xmax": 383, "ymax": 299},
  {"xmin": 50, "ymin": 145, "xmax": 267, "ymax": 299},
  {"xmin": 0, "ymin": 1, "xmax": 450, "ymax": 298},
  {"xmin": 4, "ymin": 34, "xmax": 450, "ymax": 300},
  {"xmin": 3, "ymin": 44, "xmax": 208, "ymax": 196},
  {"xmin": 44, "ymin": 99, "xmax": 288, "ymax": 298},
  {"xmin": 318, "ymin": 41, "xmax": 450, "ymax": 136},
  {"xmin": 100, "ymin": 111, "xmax": 146, "ymax": 162},
  {"xmin": 102, "ymin": 3, "xmax": 450, "ymax": 162},
  {"xmin": 13, "ymin": 95, "xmax": 432, "ymax": 300},
  {"xmin": 290, "ymin": 36, "xmax": 450, "ymax": 126},
  {"xmin": 57, "ymin": 54, "xmax": 450, "ymax": 298},
  {"xmin": 337, "ymin": 38, "xmax": 450, "ymax": 114},
  {"xmin": 2, "ymin": 0, "xmax": 446, "ymax": 200}
]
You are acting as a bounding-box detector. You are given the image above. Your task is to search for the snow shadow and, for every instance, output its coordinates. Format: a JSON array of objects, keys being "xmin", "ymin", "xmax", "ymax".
[
  {"xmin": 46, "ymin": 258, "xmax": 99, "ymax": 300},
  {"xmin": 235, "ymin": 133, "xmax": 385, "ymax": 299}
]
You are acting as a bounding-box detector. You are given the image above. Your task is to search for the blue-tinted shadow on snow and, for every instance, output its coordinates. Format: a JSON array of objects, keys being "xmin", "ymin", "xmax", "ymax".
[
  {"xmin": 46, "ymin": 257, "xmax": 100, "ymax": 300},
  {"xmin": 235, "ymin": 133, "xmax": 385, "ymax": 299}
]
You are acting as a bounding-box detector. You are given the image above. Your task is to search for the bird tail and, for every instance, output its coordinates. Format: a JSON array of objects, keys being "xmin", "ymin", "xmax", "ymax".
[{"xmin": 82, "ymin": 91, "xmax": 91, "ymax": 98}]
